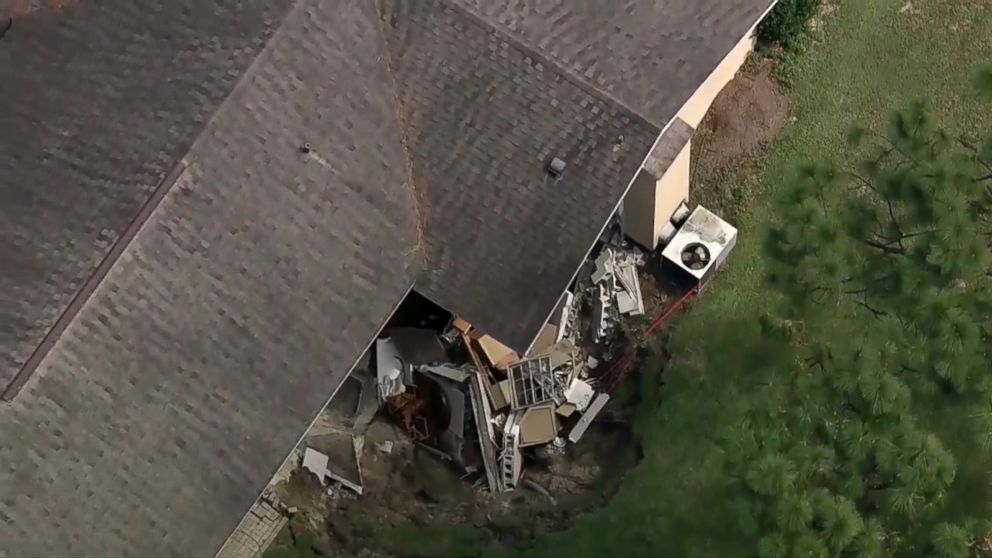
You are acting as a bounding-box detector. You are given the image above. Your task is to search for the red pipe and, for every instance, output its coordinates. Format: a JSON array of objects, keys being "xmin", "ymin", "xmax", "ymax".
[{"xmin": 602, "ymin": 283, "xmax": 701, "ymax": 394}]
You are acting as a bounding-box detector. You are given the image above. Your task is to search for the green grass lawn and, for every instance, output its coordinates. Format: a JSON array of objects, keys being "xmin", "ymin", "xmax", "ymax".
[
  {"xmin": 523, "ymin": 1, "xmax": 992, "ymax": 556},
  {"xmin": 282, "ymin": 4, "xmax": 992, "ymax": 556}
]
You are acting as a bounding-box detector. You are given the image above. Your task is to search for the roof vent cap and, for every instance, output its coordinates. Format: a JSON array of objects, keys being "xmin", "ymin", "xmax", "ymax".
[{"xmin": 546, "ymin": 157, "xmax": 566, "ymax": 178}]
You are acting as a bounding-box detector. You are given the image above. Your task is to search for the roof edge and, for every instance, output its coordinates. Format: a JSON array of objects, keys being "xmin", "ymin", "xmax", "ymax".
[{"xmin": 214, "ymin": 280, "xmax": 416, "ymax": 557}]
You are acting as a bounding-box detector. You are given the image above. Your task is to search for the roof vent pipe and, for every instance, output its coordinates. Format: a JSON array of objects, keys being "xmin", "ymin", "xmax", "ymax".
[{"xmin": 546, "ymin": 157, "xmax": 566, "ymax": 179}]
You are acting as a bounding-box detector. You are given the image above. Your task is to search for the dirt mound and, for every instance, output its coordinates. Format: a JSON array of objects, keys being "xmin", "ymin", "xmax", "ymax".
[{"xmin": 696, "ymin": 61, "xmax": 791, "ymax": 175}]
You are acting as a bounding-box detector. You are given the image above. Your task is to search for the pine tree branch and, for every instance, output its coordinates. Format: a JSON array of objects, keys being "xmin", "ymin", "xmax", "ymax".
[
  {"xmin": 900, "ymin": 365, "xmax": 923, "ymax": 376},
  {"xmin": 899, "ymin": 229, "xmax": 939, "ymax": 241},
  {"xmin": 851, "ymin": 172, "xmax": 879, "ymax": 194},
  {"xmin": 855, "ymin": 294, "xmax": 888, "ymax": 319},
  {"xmin": 881, "ymin": 134, "xmax": 922, "ymax": 171},
  {"xmin": 860, "ymin": 237, "xmax": 906, "ymax": 256},
  {"xmin": 884, "ymin": 198, "xmax": 906, "ymax": 248},
  {"xmin": 957, "ymin": 136, "xmax": 992, "ymax": 180}
]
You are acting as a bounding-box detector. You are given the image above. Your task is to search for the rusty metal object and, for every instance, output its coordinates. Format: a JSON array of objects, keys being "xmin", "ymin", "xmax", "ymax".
[{"xmin": 385, "ymin": 388, "xmax": 430, "ymax": 442}]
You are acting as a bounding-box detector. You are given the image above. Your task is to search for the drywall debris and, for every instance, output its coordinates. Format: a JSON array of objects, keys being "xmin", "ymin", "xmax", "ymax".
[
  {"xmin": 564, "ymin": 379, "xmax": 595, "ymax": 412},
  {"xmin": 474, "ymin": 334, "xmax": 518, "ymax": 371},
  {"xmin": 517, "ymin": 404, "xmax": 558, "ymax": 447},
  {"xmin": 556, "ymin": 403, "xmax": 577, "ymax": 417},
  {"xmin": 302, "ymin": 448, "xmax": 330, "ymax": 481},
  {"xmin": 568, "ymin": 393, "xmax": 611, "ymax": 443},
  {"xmin": 531, "ymin": 323, "xmax": 558, "ymax": 356}
]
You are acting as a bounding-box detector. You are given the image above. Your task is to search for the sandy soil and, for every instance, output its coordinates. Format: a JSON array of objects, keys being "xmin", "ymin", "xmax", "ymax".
[{"xmin": 694, "ymin": 61, "xmax": 791, "ymax": 177}]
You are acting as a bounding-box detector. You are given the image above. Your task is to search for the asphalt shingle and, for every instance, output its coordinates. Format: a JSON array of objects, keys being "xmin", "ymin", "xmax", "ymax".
[
  {"xmin": 0, "ymin": 0, "xmax": 296, "ymax": 394},
  {"xmin": 453, "ymin": 0, "xmax": 777, "ymax": 127},
  {"xmin": 0, "ymin": 0, "xmax": 418, "ymax": 554}
]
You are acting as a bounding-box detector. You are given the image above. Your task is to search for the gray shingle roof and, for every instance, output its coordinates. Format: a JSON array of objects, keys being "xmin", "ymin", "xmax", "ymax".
[
  {"xmin": 0, "ymin": 0, "xmax": 771, "ymax": 554},
  {"xmin": 0, "ymin": 0, "xmax": 296, "ymax": 396},
  {"xmin": 0, "ymin": 0, "xmax": 419, "ymax": 554},
  {"xmin": 381, "ymin": 0, "xmax": 659, "ymax": 351}
]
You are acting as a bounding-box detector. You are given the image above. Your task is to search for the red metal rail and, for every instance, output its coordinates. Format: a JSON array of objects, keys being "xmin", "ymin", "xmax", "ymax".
[{"xmin": 600, "ymin": 283, "xmax": 701, "ymax": 394}]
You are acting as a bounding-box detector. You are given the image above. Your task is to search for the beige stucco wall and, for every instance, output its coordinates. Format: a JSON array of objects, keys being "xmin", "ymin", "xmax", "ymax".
[
  {"xmin": 653, "ymin": 139, "xmax": 691, "ymax": 239},
  {"xmin": 622, "ymin": 169, "xmax": 657, "ymax": 248},
  {"xmin": 677, "ymin": 31, "xmax": 756, "ymax": 128},
  {"xmin": 623, "ymin": 139, "xmax": 691, "ymax": 249}
]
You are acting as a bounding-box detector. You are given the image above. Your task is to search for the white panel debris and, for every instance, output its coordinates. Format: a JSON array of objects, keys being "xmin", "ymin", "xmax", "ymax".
[
  {"xmin": 568, "ymin": 392, "xmax": 611, "ymax": 443},
  {"xmin": 564, "ymin": 379, "xmax": 595, "ymax": 412},
  {"xmin": 499, "ymin": 414, "xmax": 523, "ymax": 491},
  {"xmin": 302, "ymin": 448, "xmax": 330, "ymax": 481},
  {"xmin": 419, "ymin": 364, "xmax": 472, "ymax": 383},
  {"xmin": 615, "ymin": 291, "xmax": 638, "ymax": 315},
  {"xmin": 554, "ymin": 291, "xmax": 574, "ymax": 344},
  {"xmin": 469, "ymin": 372, "xmax": 500, "ymax": 492},
  {"xmin": 614, "ymin": 258, "xmax": 644, "ymax": 316},
  {"xmin": 375, "ymin": 338, "xmax": 406, "ymax": 402}
]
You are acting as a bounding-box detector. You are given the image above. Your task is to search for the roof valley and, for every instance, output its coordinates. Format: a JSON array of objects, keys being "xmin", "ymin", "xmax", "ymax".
[{"xmin": 370, "ymin": 0, "xmax": 430, "ymax": 264}]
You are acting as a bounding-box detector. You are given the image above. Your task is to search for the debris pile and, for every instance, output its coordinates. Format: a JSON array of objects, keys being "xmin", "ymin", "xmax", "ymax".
[
  {"xmin": 567, "ymin": 245, "xmax": 646, "ymax": 345},
  {"xmin": 292, "ymin": 206, "xmax": 734, "ymax": 507},
  {"xmin": 354, "ymin": 244, "xmax": 648, "ymax": 493}
]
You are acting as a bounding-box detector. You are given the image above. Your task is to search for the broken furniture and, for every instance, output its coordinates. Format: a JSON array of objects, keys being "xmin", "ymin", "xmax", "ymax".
[{"xmin": 363, "ymin": 298, "xmax": 632, "ymax": 495}]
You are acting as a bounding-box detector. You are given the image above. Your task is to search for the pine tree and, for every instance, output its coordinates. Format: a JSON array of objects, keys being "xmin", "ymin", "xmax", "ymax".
[{"xmin": 718, "ymin": 67, "xmax": 992, "ymax": 557}]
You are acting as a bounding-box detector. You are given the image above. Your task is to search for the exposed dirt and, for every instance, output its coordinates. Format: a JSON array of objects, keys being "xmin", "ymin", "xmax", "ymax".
[
  {"xmin": 272, "ymin": 410, "xmax": 638, "ymax": 557},
  {"xmin": 693, "ymin": 61, "xmax": 791, "ymax": 178}
]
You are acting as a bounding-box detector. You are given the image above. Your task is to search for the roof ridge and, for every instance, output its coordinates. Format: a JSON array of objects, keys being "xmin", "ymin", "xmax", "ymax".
[
  {"xmin": 441, "ymin": 0, "xmax": 660, "ymax": 134},
  {"xmin": 1, "ymin": 1, "xmax": 303, "ymax": 401}
]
